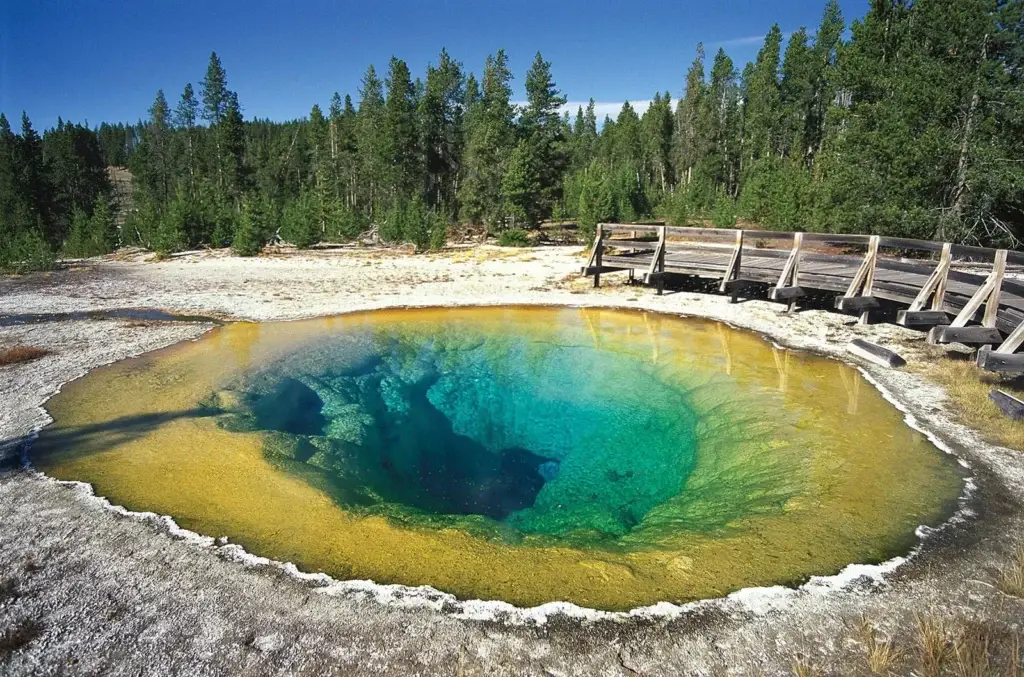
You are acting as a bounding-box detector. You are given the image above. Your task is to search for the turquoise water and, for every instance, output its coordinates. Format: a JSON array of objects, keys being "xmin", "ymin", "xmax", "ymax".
[{"xmin": 216, "ymin": 321, "xmax": 703, "ymax": 544}]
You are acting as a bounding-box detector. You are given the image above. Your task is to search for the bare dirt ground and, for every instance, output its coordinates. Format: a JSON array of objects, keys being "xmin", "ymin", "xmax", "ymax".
[{"xmin": 0, "ymin": 245, "xmax": 1022, "ymax": 676}]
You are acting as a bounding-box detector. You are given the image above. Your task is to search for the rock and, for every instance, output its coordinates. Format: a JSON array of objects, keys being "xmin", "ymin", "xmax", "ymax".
[{"xmin": 253, "ymin": 633, "xmax": 285, "ymax": 653}]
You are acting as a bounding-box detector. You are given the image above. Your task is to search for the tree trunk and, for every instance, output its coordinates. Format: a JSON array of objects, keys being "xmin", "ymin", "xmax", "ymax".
[{"xmin": 950, "ymin": 33, "xmax": 989, "ymax": 226}]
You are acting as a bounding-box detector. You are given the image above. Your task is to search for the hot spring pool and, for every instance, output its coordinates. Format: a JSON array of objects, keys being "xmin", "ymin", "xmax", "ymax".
[{"xmin": 33, "ymin": 306, "xmax": 964, "ymax": 610}]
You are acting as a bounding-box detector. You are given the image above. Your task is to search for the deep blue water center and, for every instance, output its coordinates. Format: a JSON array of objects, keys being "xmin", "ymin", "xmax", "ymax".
[{"xmin": 227, "ymin": 324, "xmax": 702, "ymax": 543}]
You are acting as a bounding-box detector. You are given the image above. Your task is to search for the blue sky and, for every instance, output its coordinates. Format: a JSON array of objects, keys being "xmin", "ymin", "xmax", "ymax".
[{"xmin": 2, "ymin": 0, "xmax": 867, "ymax": 130}]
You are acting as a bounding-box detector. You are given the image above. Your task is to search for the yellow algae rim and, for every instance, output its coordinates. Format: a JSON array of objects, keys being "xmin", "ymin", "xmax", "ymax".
[{"xmin": 25, "ymin": 304, "xmax": 974, "ymax": 618}]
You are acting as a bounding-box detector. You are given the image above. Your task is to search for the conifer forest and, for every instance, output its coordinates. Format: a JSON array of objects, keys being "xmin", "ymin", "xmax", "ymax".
[{"xmin": 1, "ymin": 0, "xmax": 1022, "ymax": 272}]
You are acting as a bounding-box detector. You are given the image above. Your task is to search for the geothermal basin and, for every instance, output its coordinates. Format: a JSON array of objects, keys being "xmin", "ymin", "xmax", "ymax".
[{"xmin": 32, "ymin": 306, "xmax": 964, "ymax": 611}]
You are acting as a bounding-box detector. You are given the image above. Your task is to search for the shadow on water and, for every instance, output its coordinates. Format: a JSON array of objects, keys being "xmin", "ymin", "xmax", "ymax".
[
  {"xmin": 0, "ymin": 308, "xmax": 222, "ymax": 327},
  {"xmin": 9, "ymin": 409, "xmax": 216, "ymax": 469}
]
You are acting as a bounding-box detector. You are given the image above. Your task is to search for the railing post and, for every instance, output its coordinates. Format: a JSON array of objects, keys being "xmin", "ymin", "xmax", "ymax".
[
  {"xmin": 859, "ymin": 235, "xmax": 880, "ymax": 325},
  {"xmin": 931, "ymin": 242, "xmax": 951, "ymax": 312},
  {"xmin": 657, "ymin": 225, "xmax": 666, "ymax": 295},
  {"xmin": 982, "ymin": 249, "xmax": 1007, "ymax": 329},
  {"xmin": 720, "ymin": 229, "xmax": 744, "ymax": 299},
  {"xmin": 593, "ymin": 223, "xmax": 604, "ymax": 288}
]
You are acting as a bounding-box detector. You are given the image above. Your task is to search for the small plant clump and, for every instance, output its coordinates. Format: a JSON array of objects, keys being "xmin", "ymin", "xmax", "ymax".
[
  {"xmin": 0, "ymin": 345, "xmax": 51, "ymax": 367},
  {"xmin": 0, "ymin": 618, "xmax": 43, "ymax": 657},
  {"xmin": 497, "ymin": 229, "xmax": 531, "ymax": 247}
]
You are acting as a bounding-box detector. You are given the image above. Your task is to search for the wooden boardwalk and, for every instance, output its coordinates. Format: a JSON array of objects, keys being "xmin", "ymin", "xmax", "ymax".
[{"xmin": 582, "ymin": 224, "xmax": 1024, "ymax": 372}]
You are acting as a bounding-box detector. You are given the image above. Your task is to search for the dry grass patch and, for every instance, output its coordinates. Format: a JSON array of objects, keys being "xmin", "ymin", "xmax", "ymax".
[
  {"xmin": 855, "ymin": 617, "xmax": 905, "ymax": 675},
  {"xmin": 789, "ymin": 654, "xmax": 824, "ymax": 677},
  {"xmin": 0, "ymin": 345, "xmax": 51, "ymax": 367},
  {"xmin": 915, "ymin": 613, "xmax": 952, "ymax": 677},
  {"xmin": 915, "ymin": 349, "xmax": 1024, "ymax": 451},
  {"xmin": 996, "ymin": 546, "xmax": 1024, "ymax": 598}
]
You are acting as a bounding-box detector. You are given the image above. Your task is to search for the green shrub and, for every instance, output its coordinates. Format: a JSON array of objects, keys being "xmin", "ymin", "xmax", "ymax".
[
  {"xmin": 281, "ymin": 192, "xmax": 319, "ymax": 248},
  {"xmin": 0, "ymin": 230, "xmax": 55, "ymax": 273},
  {"xmin": 712, "ymin": 195, "xmax": 738, "ymax": 228},
  {"xmin": 497, "ymin": 229, "xmax": 531, "ymax": 247},
  {"xmin": 231, "ymin": 195, "xmax": 272, "ymax": 257}
]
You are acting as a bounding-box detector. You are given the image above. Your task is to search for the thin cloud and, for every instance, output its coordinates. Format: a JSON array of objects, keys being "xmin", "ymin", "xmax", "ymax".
[
  {"xmin": 709, "ymin": 31, "xmax": 793, "ymax": 49},
  {"xmin": 557, "ymin": 100, "xmax": 653, "ymax": 121},
  {"xmin": 712, "ymin": 35, "xmax": 768, "ymax": 48},
  {"xmin": 512, "ymin": 100, "xmax": 652, "ymax": 122}
]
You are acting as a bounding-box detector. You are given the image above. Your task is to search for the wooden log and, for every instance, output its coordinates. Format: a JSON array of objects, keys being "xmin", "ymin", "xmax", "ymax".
[
  {"xmin": 722, "ymin": 279, "xmax": 761, "ymax": 297},
  {"xmin": 988, "ymin": 389, "xmax": 1024, "ymax": 420},
  {"xmin": 896, "ymin": 310, "xmax": 951, "ymax": 328},
  {"xmin": 835, "ymin": 296, "xmax": 881, "ymax": 312},
  {"xmin": 768, "ymin": 286, "xmax": 806, "ymax": 301},
  {"xmin": 927, "ymin": 325, "xmax": 1003, "ymax": 345},
  {"xmin": 847, "ymin": 339, "xmax": 907, "ymax": 369},
  {"xmin": 978, "ymin": 347, "xmax": 1024, "ymax": 373}
]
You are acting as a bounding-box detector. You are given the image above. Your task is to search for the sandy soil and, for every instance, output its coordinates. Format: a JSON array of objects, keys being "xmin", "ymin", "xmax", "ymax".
[{"xmin": 0, "ymin": 245, "xmax": 1022, "ymax": 676}]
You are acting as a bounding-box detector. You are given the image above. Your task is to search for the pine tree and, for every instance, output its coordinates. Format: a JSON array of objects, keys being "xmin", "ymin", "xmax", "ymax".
[
  {"xmin": 744, "ymin": 25, "xmax": 784, "ymax": 164},
  {"xmin": 175, "ymin": 83, "xmax": 199, "ymax": 196},
  {"xmin": 89, "ymin": 194, "xmax": 118, "ymax": 253},
  {"xmin": 501, "ymin": 139, "xmax": 542, "ymax": 228},
  {"xmin": 281, "ymin": 190, "xmax": 319, "ymax": 248},
  {"xmin": 674, "ymin": 45, "xmax": 707, "ymax": 186},
  {"xmin": 461, "ymin": 49, "xmax": 515, "ymax": 228},
  {"xmin": 807, "ymin": 0, "xmax": 844, "ymax": 165},
  {"xmin": 383, "ymin": 57, "xmax": 422, "ymax": 202},
  {"xmin": 232, "ymin": 194, "xmax": 270, "ymax": 256},
  {"xmin": 200, "ymin": 52, "xmax": 229, "ymax": 125},
  {"xmin": 420, "ymin": 49, "xmax": 465, "ymax": 212},
  {"xmin": 219, "ymin": 91, "xmax": 246, "ymax": 200},
  {"xmin": 141, "ymin": 90, "xmax": 172, "ymax": 205},
  {"xmin": 356, "ymin": 65, "xmax": 387, "ymax": 216},
  {"xmin": 520, "ymin": 52, "xmax": 568, "ymax": 220},
  {"xmin": 702, "ymin": 50, "xmax": 741, "ymax": 195},
  {"xmin": 641, "ymin": 92, "xmax": 674, "ymax": 193},
  {"xmin": 16, "ymin": 113, "xmax": 54, "ymax": 243}
]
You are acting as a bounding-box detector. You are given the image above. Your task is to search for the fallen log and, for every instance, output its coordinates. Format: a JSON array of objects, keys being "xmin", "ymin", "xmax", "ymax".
[{"xmin": 846, "ymin": 339, "xmax": 907, "ymax": 369}]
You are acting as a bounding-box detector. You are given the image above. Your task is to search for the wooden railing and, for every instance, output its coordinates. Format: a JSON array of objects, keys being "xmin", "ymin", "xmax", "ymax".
[{"xmin": 582, "ymin": 224, "xmax": 1024, "ymax": 372}]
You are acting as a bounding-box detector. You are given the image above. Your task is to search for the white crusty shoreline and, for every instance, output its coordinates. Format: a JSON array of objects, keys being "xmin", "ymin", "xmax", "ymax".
[{"xmin": 1, "ymin": 245, "xmax": 1022, "ymax": 676}]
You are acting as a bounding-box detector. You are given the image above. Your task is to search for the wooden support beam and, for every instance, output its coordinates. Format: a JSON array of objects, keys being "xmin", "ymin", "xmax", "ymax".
[
  {"xmin": 645, "ymin": 226, "xmax": 667, "ymax": 295},
  {"xmin": 841, "ymin": 235, "xmax": 880, "ymax": 324},
  {"xmin": 989, "ymin": 389, "xmax": 1024, "ymax": 420},
  {"xmin": 982, "ymin": 249, "xmax": 1007, "ymax": 329},
  {"xmin": 995, "ymin": 319, "xmax": 1024, "ymax": 355},
  {"xmin": 835, "ymin": 296, "xmax": 880, "ymax": 312},
  {"xmin": 907, "ymin": 243, "xmax": 952, "ymax": 312},
  {"xmin": 768, "ymin": 286, "xmax": 806, "ymax": 302},
  {"xmin": 950, "ymin": 249, "xmax": 1007, "ymax": 328},
  {"xmin": 978, "ymin": 347, "xmax": 1024, "ymax": 373},
  {"xmin": 896, "ymin": 310, "xmax": 950, "ymax": 328},
  {"xmin": 773, "ymin": 232, "xmax": 803, "ymax": 311},
  {"xmin": 719, "ymin": 230, "xmax": 744, "ymax": 296},
  {"xmin": 593, "ymin": 224, "xmax": 604, "ymax": 288},
  {"xmin": 927, "ymin": 325, "xmax": 1003, "ymax": 345},
  {"xmin": 847, "ymin": 339, "xmax": 907, "ymax": 369}
]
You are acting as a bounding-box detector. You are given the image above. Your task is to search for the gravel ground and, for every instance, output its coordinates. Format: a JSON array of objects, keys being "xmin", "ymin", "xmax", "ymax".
[{"xmin": 0, "ymin": 245, "xmax": 1021, "ymax": 676}]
